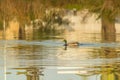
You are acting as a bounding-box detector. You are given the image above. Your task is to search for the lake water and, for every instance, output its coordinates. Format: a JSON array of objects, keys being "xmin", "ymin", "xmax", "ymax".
[
  {"xmin": 1, "ymin": 28, "xmax": 120, "ymax": 80},
  {"xmin": 1, "ymin": 13, "xmax": 120, "ymax": 80}
]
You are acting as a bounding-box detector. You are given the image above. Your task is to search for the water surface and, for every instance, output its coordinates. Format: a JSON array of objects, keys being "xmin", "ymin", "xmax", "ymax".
[{"xmin": 1, "ymin": 28, "xmax": 120, "ymax": 80}]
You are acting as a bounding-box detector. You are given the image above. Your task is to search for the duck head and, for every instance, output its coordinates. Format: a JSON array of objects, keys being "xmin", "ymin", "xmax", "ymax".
[{"xmin": 63, "ymin": 39, "xmax": 67, "ymax": 46}]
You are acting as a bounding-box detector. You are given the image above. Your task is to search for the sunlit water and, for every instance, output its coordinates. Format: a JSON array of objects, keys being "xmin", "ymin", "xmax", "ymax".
[
  {"xmin": 1, "ymin": 14, "xmax": 120, "ymax": 80},
  {"xmin": 1, "ymin": 30, "xmax": 120, "ymax": 80}
]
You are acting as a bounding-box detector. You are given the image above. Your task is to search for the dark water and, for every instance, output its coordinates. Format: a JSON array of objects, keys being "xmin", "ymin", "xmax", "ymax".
[{"xmin": 1, "ymin": 30, "xmax": 120, "ymax": 80}]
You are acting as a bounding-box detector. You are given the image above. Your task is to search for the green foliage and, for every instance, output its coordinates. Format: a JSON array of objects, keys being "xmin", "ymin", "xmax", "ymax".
[
  {"xmin": 65, "ymin": 4, "xmax": 82, "ymax": 10},
  {"xmin": 28, "ymin": 5, "xmax": 35, "ymax": 21},
  {"xmin": 50, "ymin": 0, "xmax": 57, "ymax": 6},
  {"xmin": 25, "ymin": 0, "xmax": 31, "ymax": 1}
]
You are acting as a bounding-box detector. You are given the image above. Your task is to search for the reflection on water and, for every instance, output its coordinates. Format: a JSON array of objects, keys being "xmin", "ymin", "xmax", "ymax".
[
  {"xmin": 1, "ymin": 31, "xmax": 120, "ymax": 80},
  {"xmin": 1, "ymin": 19, "xmax": 120, "ymax": 80}
]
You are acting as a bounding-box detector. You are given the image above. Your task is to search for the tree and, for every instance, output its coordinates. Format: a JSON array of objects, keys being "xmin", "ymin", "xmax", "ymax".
[
  {"xmin": 76, "ymin": 0, "xmax": 120, "ymax": 42},
  {"xmin": 46, "ymin": 0, "xmax": 120, "ymax": 42},
  {"xmin": 0, "ymin": 0, "xmax": 120, "ymax": 42}
]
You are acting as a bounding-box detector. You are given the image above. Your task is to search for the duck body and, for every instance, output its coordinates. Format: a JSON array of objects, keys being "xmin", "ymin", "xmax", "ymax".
[{"xmin": 63, "ymin": 39, "xmax": 79, "ymax": 47}]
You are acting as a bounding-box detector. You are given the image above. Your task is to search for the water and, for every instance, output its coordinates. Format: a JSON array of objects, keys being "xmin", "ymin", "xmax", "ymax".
[
  {"xmin": 1, "ymin": 13, "xmax": 120, "ymax": 80},
  {"xmin": 1, "ymin": 29, "xmax": 120, "ymax": 80}
]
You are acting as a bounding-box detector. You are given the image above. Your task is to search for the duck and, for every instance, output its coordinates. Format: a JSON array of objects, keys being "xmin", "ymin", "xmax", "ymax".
[{"xmin": 63, "ymin": 39, "xmax": 79, "ymax": 47}]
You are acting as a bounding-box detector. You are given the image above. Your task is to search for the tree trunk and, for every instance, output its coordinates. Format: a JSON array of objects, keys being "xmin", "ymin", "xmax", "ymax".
[
  {"xmin": 101, "ymin": 0, "xmax": 116, "ymax": 42},
  {"xmin": 101, "ymin": 16, "xmax": 116, "ymax": 42}
]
